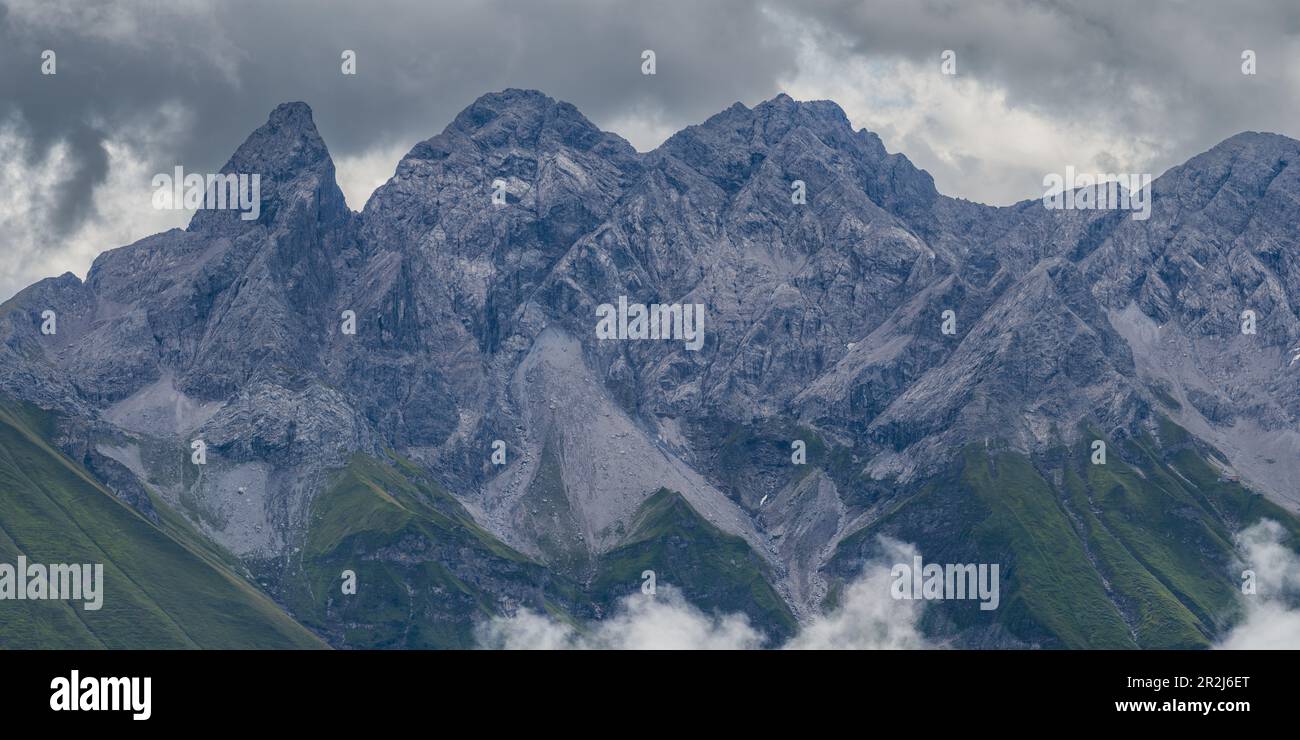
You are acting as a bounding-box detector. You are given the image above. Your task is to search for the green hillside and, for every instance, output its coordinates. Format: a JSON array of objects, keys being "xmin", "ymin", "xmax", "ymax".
[
  {"xmin": 591, "ymin": 488, "xmax": 798, "ymax": 643},
  {"xmin": 0, "ymin": 400, "xmax": 325, "ymax": 649},
  {"xmin": 829, "ymin": 419, "xmax": 1300, "ymax": 649},
  {"xmin": 282, "ymin": 453, "xmax": 575, "ymax": 648},
  {"xmin": 8, "ymin": 387, "xmax": 1290, "ymax": 650}
]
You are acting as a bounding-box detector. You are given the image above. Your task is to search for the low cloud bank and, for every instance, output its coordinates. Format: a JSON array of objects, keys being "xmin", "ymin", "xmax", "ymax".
[
  {"xmin": 476, "ymin": 537, "xmax": 932, "ymax": 650},
  {"xmin": 1217, "ymin": 520, "xmax": 1300, "ymax": 649}
]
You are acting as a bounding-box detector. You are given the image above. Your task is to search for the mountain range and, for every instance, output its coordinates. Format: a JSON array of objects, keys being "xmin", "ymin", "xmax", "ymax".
[{"xmin": 2, "ymin": 88, "xmax": 1298, "ymax": 648}]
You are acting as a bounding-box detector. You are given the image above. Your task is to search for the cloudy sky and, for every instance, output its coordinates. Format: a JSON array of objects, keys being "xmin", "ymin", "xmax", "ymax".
[{"xmin": 2, "ymin": 0, "xmax": 1300, "ymax": 300}]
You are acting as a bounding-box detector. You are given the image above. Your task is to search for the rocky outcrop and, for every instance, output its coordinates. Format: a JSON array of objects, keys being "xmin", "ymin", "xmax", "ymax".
[{"xmin": 2, "ymin": 89, "xmax": 1298, "ymax": 641}]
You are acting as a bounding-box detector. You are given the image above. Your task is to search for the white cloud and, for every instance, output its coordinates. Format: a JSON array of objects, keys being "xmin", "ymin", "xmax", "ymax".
[
  {"xmin": 1217, "ymin": 519, "xmax": 1300, "ymax": 649},
  {"xmin": 334, "ymin": 140, "xmax": 414, "ymax": 212},
  {"xmin": 595, "ymin": 101, "xmax": 683, "ymax": 154},
  {"xmin": 476, "ymin": 587, "xmax": 766, "ymax": 650},
  {"xmin": 778, "ymin": 33, "xmax": 1169, "ymax": 206},
  {"xmin": 784, "ymin": 537, "xmax": 930, "ymax": 649},
  {"xmin": 0, "ymin": 104, "xmax": 193, "ymax": 300},
  {"xmin": 476, "ymin": 536, "xmax": 934, "ymax": 650},
  {"xmin": 0, "ymin": 124, "xmax": 73, "ymax": 290}
]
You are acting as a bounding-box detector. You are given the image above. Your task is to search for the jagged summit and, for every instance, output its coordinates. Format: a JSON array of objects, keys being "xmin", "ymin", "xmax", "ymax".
[
  {"xmin": 211, "ymin": 100, "xmax": 334, "ymax": 177},
  {"xmin": 3, "ymin": 89, "xmax": 1299, "ymax": 649},
  {"xmin": 399, "ymin": 88, "xmax": 638, "ymax": 162},
  {"xmin": 188, "ymin": 100, "xmax": 346, "ymax": 235},
  {"xmin": 268, "ymin": 100, "xmax": 316, "ymax": 125},
  {"xmin": 177, "ymin": 92, "xmax": 1300, "ymax": 238}
]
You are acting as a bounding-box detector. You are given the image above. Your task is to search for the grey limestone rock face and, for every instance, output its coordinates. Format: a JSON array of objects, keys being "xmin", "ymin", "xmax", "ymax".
[{"xmin": 2, "ymin": 89, "xmax": 1297, "ymax": 619}]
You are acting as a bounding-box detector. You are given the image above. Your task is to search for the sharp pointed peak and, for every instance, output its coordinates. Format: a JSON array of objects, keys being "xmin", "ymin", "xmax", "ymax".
[
  {"xmin": 268, "ymin": 101, "xmax": 315, "ymax": 123},
  {"xmin": 221, "ymin": 100, "xmax": 331, "ymax": 172},
  {"xmin": 186, "ymin": 100, "xmax": 345, "ymax": 234}
]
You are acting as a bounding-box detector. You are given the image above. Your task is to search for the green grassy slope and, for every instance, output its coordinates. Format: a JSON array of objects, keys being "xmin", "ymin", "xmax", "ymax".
[
  {"xmin": 829, "ymin": 419, "xmax": 1300, "ymax": 649},
  {"xmin": 283, "ymin": 459, "xmax": 797, "ymax": 647},
  {"xmin": 283, "ymin": 453, "xmax": 575, "ymax": 648},
  {"xmin": 590, "ymin": 488, "xmax": 797, "ymax": 643},
  {"xmin": 0, "ymin": 401, "xmax": 325, "ymax": 649},
  {"xmin": 12, "ymin": 379, "xmax": 1285, "ymax": 651}
]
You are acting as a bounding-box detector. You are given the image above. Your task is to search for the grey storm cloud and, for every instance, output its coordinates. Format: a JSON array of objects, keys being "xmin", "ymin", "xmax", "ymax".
[
  {"xmin": 797, "ymin": 0, "xmax": 1300, "ymax": 156},
  {"xmin": 0, "ymin": 0, "xmax": 795, "ymax": 193},
  {"xmin": 0, "ymin": 0, "xmax": 795, "ymax": 297},
  {"xmin": 2, "ymin": 0, "xmax": 1300, "ymax": 299}
]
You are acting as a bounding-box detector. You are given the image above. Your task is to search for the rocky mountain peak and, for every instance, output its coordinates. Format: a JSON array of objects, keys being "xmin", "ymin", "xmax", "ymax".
[
  {"xmin": 188, "ymin": 101, "xmax": 348, "ymax": 235},
  {"xmin": 436, "ymin": 88, "xmax": 633, "ymax": 158},
  {"xmin": 656, "ymin": 91, "xmax": 938, "ymax": 220},
  {"xmin": 4, "ymin": 91, "xmax": 1300, "ymax": 651}
]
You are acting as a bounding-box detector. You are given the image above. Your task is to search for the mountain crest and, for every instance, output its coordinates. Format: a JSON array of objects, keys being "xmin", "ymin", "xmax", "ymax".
[
  {"xmin": 188, "ymin": 101, "xmax": 347, "ymax": 235},
  {"xmin": 3, "ymin": 90, "xmax": 1300, "ymax": 651}
]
